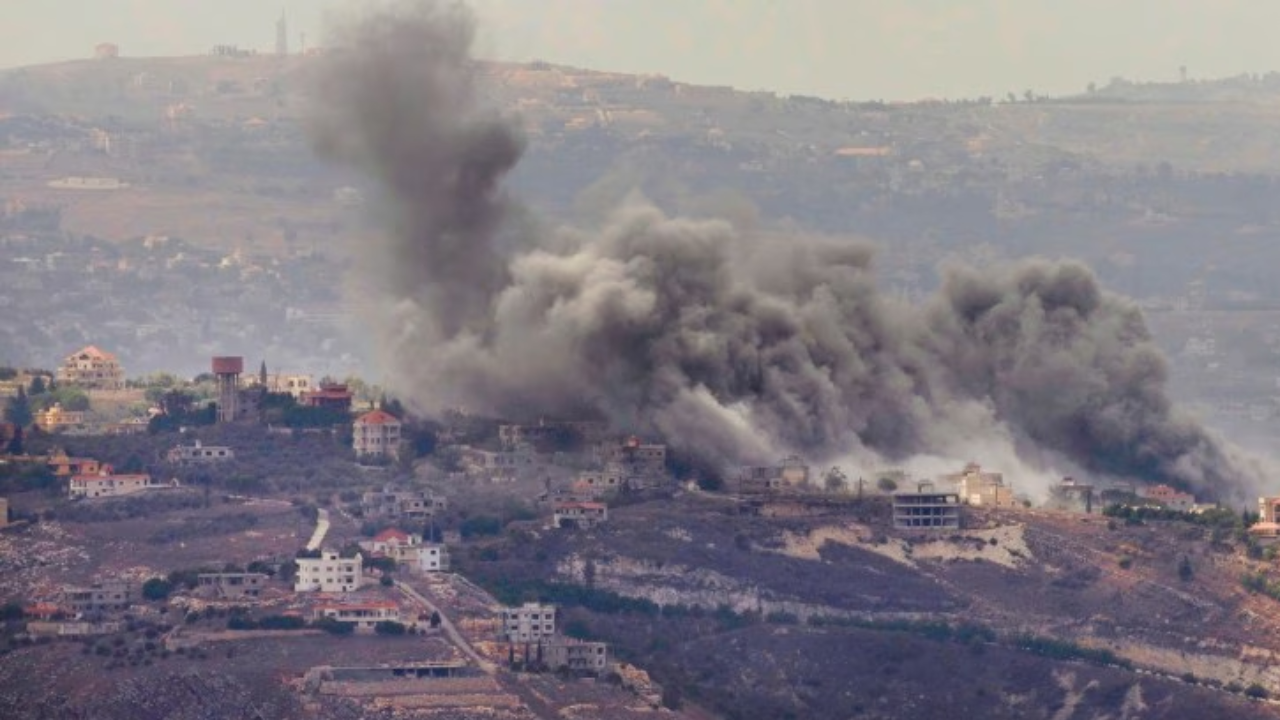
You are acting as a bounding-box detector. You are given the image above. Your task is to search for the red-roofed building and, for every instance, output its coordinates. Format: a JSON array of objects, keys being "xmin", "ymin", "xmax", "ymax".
[
  {"xmin": 301, "ymin": 383, "xmax": 353, "ymax": 411},
  {"xmin": 353, "ymin": 409, "xmax": 402, "ymax": 460},
  {"xmin": 362, "ymin": 528, "xmax": 420, "ymax": 555},
  {"xmin": 553, "ymin": 501, "xmax": 608, "ymax": 530},
  {"xmin": 56, "ymin": 345, "xmax": 125, "ymax": 390},
  {"xmin": 24, "ymin": 602, "xmax": 62, "ymax": 620}
]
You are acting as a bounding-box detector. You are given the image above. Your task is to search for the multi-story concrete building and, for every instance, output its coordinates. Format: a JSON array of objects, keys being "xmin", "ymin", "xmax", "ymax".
[
  {"xmin": 197, "ymin": 572, "xmax": 268, "ymax": 599},
  {"xmin": 353, "ymin": 409, "xmax": 402, "ymax": 460},
  {"xmin": 394, "ymin": 544, "xmax": 450, "ymax": 574},
  {"xmin": 56, "ymin": 345, "xmax": 125, "ymax": 390},
  {"xmin": 596, "ymin": 436, "xmax": 667, "ymax": 476},
  {"xmin": 312, "ymin": 601, "xmax": 400, "ymax": 631},
  {"xmin": 35, "ymin": 404, "xmax": 88, "ymax": 433},
  {"xmin": 544, "ymin": 637, "xmax": 609, "ymax": 674},
  {"xmin": 1048, "ymin": 477, "xmax": 1095, "ymax": 514},
  {"xmin": 360, "ymin": 485, "xmax": 446, "ymax": 521},
  {"xmin": 46, "ymin": 451, "xmax": 104, "ymax": 477},
  {"xmin": 63, "ymin": 580, "xmax": 131, "ymax": 615},
  {"xmin": 1250, "ymin": 495, "xmax": 1280, "ymax": 543},
  {"xmin": 302, "ymin": 383, "xmax": 354, "ymax": 411},
  {"xmin": 294, "ymin": 550, "xmax": 362, "ymax": 593},
  {"xmin": 68, "ymin": 472, "xmax": 166, "ymax": 499},
  {"xmin": 247, "ymin": 372, "xmax": 314, "ymax": 399},
  {"xmin": 892, "ymin": 488, "xmax": 962, "ymax": 530},
  {"xmin": 1139, "ymin": 484, "xmax": 1196, "ymax": 512},
  {"xmin": 500, "ymin": 602, "xmax": 557, "ymax": 643},
  {"xmin": 498, "ymin": 420, "xmax": 606, "ymax": 452},
  {"xmin": 167, "ymin": 440, "xmax": 235, "ymax": 464},
  {"xmin": 948, "ymin": 463, "xmax": 1016, "ymax": 508}
]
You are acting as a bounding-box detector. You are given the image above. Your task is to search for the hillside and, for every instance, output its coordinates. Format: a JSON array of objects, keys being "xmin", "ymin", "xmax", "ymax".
[{"xmin": 461, "ymin": 493, "xmax": 1280, "ymax": 719}]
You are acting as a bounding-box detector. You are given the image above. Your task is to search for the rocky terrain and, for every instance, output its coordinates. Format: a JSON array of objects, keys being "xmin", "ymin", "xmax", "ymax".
[{"xmin": 463, "ymin": 493, "xmax": 1280, "ymax": 719}]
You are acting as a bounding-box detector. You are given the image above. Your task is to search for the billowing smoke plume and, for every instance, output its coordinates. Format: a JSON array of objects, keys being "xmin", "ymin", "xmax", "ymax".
[{"xmin": 309, "ymin": 0, "xmax": 1266, "ymax": 502}]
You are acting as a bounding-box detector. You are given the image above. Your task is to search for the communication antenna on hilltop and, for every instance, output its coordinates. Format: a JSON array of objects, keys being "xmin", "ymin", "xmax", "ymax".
[{"xmin": 276, "ymin": 10, "xmax": 289, "ymax": 56}]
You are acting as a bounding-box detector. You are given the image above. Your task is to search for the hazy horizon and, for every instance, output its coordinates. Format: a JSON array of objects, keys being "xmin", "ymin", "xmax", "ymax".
[{"xmin": 4, "ymin": 0, "xmax": 1280, "ymax": 101}]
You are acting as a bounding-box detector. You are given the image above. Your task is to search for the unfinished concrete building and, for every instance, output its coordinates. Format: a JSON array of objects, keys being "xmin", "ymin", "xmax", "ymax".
[
  {"xmin": 544, "ymin": 637, "xmax": 608, "ymax": 674},
  {"xmin": 498, "ymin": 420, "xmax": 606, "ymax": 452},
  {"xmin": 892, "ymin": 487, "xmax": 961, "ymax": 530},
  {"xmin": 361, "ymin": 485, "xmax": 446, "ymax": 522},
  {"xmin": 197, "ymin": 572, "xmax": 268, "ymax": 599},
  {"xmin": 62, "ymin": 580, "xmax": 132, "ymax": 615},
  {"xmin": 595, "ymin": 436, "xmax": 668, "ymax": 477},
  {"xmin": 1048, "ymin": 477, "xmax": 1095, "ymax": 514},
  {"xmin": 167, "ymin": 440, "xmax": 235, "ymax": 464},
  {"xmin": 947, "ymin": 463, "xmax": 1016, "ymax": 508}
]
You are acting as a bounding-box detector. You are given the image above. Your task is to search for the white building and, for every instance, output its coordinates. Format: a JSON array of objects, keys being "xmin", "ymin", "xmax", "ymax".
[
  {"xmin": 69, "ymin": 473, "xmax": 167, "ymax": 499},
  {"xmin": 353, "ymin": 409, "xmax": 403, "ymax": 460},
  {"xmin": 500, "ymin": 602, "xmax": 557, "ymax": 643},
  {"xmin": 312, "ymin": 601, "xmax": 400, "ymax": 631},
  {"xmin": 166, "ymin": 439, "xmax": 235, "ymax": 464},
  {"xmin": 294, "ymin": 550, "xmax": 362, "ymax": 593},
  {"xmin": 359, "ymin": 528, "xmax": 419, "ymax": 555},
  {"xmin": 248, "ymin": 372, "xmax": 314, "ymax": 399},
  {"xmin": 393, "ymin": 544, "xmax": 449, "ymax": 574},
  {"xmin": 553, "ymin": 501, "xmax": 609, "ymax": 529}
]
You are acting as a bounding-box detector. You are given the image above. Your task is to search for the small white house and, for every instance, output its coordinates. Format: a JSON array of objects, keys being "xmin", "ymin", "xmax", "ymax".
[
  {"xmin": 394, "ymin": 544, "xmax": 449, "ymax": 574},
  {"xmin": 166, "ymin": 439, "xmax": 235, "ymax": 464}
]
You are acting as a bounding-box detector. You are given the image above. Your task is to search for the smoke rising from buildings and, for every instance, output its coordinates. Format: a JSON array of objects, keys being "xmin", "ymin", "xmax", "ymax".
[{"xmin": 309, "ymin": 0, "xmax": 1265, "ymax": 502}]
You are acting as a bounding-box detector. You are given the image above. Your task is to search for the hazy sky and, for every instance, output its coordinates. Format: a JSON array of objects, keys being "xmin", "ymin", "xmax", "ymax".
[{"xmin": 3, "ymin": 0, "xmax": 1280, "ymax": 101}]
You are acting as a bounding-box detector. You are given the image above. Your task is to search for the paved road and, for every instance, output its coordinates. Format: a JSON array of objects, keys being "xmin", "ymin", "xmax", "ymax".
[
  {"xmin": 305, "ymin": 507, "xmax": 330, "ymax": 551},
  {"xmin": 396, "ymin": 580, "xmax": 497, "ymax": 674}
]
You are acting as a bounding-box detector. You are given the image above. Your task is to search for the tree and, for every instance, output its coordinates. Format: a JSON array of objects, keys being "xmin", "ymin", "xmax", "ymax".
[
  {"xmin": 1178, "ymin": 555, "xmax": 1194, "ymax": 582},
  {"xmin": 876, "ymin": 476, "xmax": 899, "ymax": 494},
  {"xmin": 141, "ymin": 577, "xmax": 174, "ymax": 601},
  {"xmin": 374, "ymin": 620, "xmax": 407, "ymax": 635},
  {"xmin": 824, "ymin": 467, "xmax": 846, "ymax": 493},
  {"xmin": 28, "ymin": 375, "xmax": 46, "ymax": 396},
  {"xmin": 4, "ymin": 387, "xmax": 32, "ymax": 427},
  {"xmin": 5, "ymin": 425, "xmax": 23, "ymax": 455}
]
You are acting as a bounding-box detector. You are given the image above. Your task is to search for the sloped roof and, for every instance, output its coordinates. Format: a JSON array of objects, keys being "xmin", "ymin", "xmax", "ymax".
[
  {"xmin": 356, "ymin": 409, "xmax": 401, "ymax": 426},
  {"xmin": 70, "ymin": 345, "xmax": 117, "ymax": 361},
  {"xmin": 373, "ymin": 528, "xmax": 412, "ymax": 543}
]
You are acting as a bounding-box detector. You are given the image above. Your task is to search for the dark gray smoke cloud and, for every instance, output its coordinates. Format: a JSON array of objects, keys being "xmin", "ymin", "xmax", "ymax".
[{"xmin": 309, "ymin": 0, "xmax": 1265, "ymax": 502}]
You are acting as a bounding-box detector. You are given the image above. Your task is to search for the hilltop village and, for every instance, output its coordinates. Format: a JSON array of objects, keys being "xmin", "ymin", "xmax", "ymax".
[{"xmin": 3, "ymin": 344, "xmax": 1280, "ymax": 718}]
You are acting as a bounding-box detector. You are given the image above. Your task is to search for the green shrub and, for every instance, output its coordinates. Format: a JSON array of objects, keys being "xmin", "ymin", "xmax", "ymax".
[
  {"xmin": 141, "ymin": 577, "xmax": 173, "ymax": 601},
  {"xmin": 374, "ymin": 620, "xmax": 407, "ymax": 635}
]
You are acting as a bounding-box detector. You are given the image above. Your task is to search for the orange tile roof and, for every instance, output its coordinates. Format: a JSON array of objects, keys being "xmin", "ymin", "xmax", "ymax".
[
  {"xmin": 71, "ymin": 473, "xmax": 151, "ymax": 483},
  {"xmin": 356, "ymin": 409, "xmax": 401, "ymax": 425},
  {"xmin": 373, "ymin": 528, "xmax": 412, "ymax": 543},
  {"xmin": 555, "ymin": 501, "xmax": 607, "ymax": 511},
  {"xmin": 71, "ymin": 345, "xmax": 117, "ymax": 361}
]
